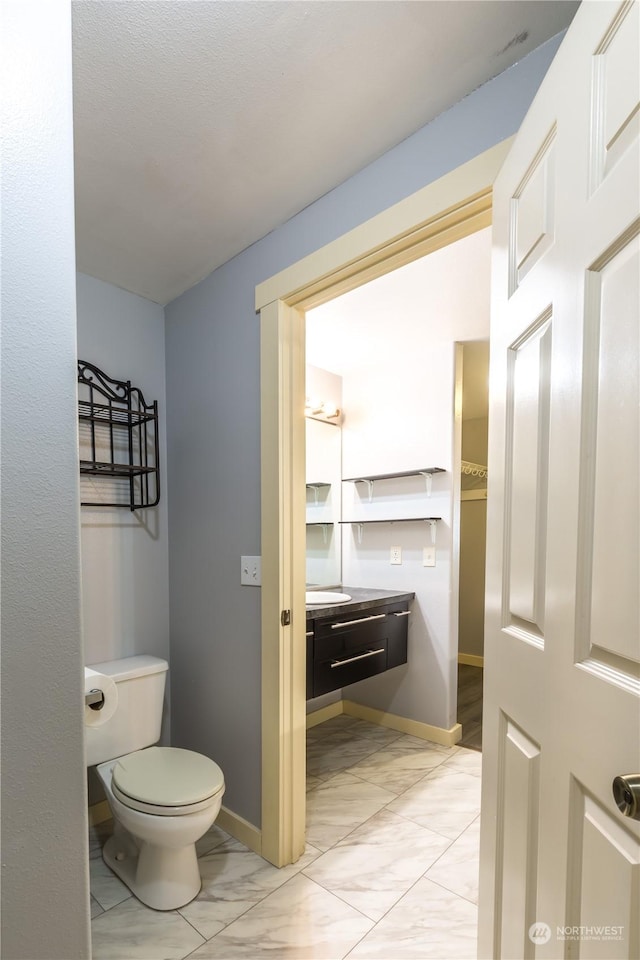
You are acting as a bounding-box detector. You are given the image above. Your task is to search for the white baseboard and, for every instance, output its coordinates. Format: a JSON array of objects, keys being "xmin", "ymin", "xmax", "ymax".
[
  {"xmin": 216, "ymin": 805, "xmax": 262, "ymax": 855},
  {"xmin": 458, "ymin": 653, "xmax": 484, "ymax": 668},
  {"xmin": 306, "ymin": 700, "xmax": 344, "ymax": 728},
  {"xmin": 342, "ymin": 700, "xmax": 461, "ymax": 747},
  {"xmin": 88, "ymin": 800, "xmax": 111, "ymax": 827},
  {"xmin": 461, "ymin": 489, "xmax": 487, "ymax": 501},
  {"xmin": 305, "ymin": 697, "xmax": 461, "ymax": 747}
]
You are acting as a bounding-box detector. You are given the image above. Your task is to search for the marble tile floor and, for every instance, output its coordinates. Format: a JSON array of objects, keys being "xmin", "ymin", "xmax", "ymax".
[{"xmin": 90, "ymin": 715, "xmax": 481, "ymax": 960}]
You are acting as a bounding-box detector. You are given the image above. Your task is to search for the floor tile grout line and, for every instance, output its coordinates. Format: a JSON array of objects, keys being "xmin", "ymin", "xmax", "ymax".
[
  {"xmin": 309, "ymin": 798, "xmax": 423, "ymax": 854},
  {"xmin": 182, "ymin": 935, "xmax": 211, "ymax": 960},
  {"xmin": 379, "ymin": 770, "xmax": 480, "ymax": 840},
  {"xmin": 176, "ymin": 907, "xmax": 213, "ymax": 946},
  {"xmin": 91, "ymin": 896, "xmax": 131, "ymax": 915},
  {"xmin": 369, "ymin": 759, "xmax": 466, "ymax": 804},
  {"xmin": 180, "ymin": 839, "xmax": 328, "ymax": 943},
  {"xmin": 298, "ymin": 871, "xmax": 379, "ymax": 926},
  {"xmin": 300, "ymin": 824, "xmax": 466, "ymax": 927},
  {"xmin": 306, "ymin": 746, "xmax": 394, "ymax": 779},
  {"xmin": 307, "ymin": 744, "xmax": 455, "ymax": 777},
  {"xmin": 189, "ymin": 870, "xmax": 374, "ymax": 957},
  {"xmin": 300, "ymin": 866, "xmax": 373, "ymax": 922},
  {"xmin": 380, "ymin": 800, "xmax": 480, "ymax": 844},
  {"xmin": 417, "ymin": 821, "xmax": 476, "ymax": 874},
  {"xmin": 340, "ymin": 860, "xmax": 459, "ymax": 960},
  {"xmin": 377, "ymin": 804, "xmax": 461, "ymax": 845},
  {"xmin": 383, "ymin": 760, "xmax": 481, "ymax": 797},
  {"xmin": 425, "ymin": 874, "xmax": 480, "ymax": 909},
  {"xmin": 307, "ymin": 744, "xmax": 460, "ymax": 798},
  {"xmin": 90, "ymin": 886, "xmax": 132, "ymax": 914},
  {"xmin": 178, "ymin": 886, "xmax": 281, "ymax": 951}
]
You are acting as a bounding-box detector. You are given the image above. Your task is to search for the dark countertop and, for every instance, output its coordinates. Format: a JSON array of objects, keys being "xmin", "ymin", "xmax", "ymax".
[{"xmin": 305, "ymin": 586, "xmax": 415, "ymax": 621}]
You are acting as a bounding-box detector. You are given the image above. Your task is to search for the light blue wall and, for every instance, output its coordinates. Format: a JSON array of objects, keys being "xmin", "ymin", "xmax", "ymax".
[
  {"xmin": 165, "ymin": 36, "xmax": 563, "ymax": 827},
  {"xmin": 76, "ymin": 274, "xmax": 170, "ymax": 671},
  {"xmin": 1, "ymin": 2, "xmax": 91, "ymax": 956},
  {"xmin": 76, "ymin": 274, "xmax": 171, "ymax": 768}
]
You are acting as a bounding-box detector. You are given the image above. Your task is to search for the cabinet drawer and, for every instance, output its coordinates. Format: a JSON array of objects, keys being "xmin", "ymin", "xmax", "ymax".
[
  {"xmin": 307, "ymin": 601, "xmax": 410, "ymax": 699},
  {"xmin": 315, "ymin": 611, "xmax": 389, "ymax": 659},
  {"xmin": 313, "ymin": 640, "xmax": 389, "ymax": 697}
]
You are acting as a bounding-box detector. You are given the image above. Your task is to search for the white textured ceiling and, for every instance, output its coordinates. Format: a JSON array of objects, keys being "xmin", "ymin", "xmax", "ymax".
[{"xmin": 72, "ymin": 1, "xmax": 578, "ymax": 305}]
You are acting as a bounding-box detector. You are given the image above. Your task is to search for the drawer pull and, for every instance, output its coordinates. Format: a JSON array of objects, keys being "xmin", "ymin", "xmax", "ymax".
[
  {"xmin": 330, "ymin": 613, "xmax": 386, "ymax": 630},
  {"xmin": 393, "ymin": 610, "xmax": 411, "ymax": 618},
  {"xmin": 306, "ymin": 631, "xmax": 314, "ymax": 637},
  {"xmin": 330, "ymin": 648, "xmax": 385, "ymax": 668}
]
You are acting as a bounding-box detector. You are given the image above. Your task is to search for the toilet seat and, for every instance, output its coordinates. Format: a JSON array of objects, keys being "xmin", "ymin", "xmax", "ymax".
[{"xmin": 111, "ymin": 746, "xmax": 225, "ymax": 817}]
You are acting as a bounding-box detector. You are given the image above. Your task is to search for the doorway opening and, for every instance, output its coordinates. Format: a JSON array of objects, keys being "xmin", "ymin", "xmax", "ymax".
[
  {"xmin": 256, "ymin": 140, "xmax": 508, "ymax": 867},
  {"xmin": 301, "ymin": 229, "xmax": 491, "ymax": 836},
  {"xmin": 456, "ymin": 340, "xmax": 489, "ymax": 751}
]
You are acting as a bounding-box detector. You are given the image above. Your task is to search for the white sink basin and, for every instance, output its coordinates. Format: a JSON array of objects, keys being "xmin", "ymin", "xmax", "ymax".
[{"xmin": 305, "ymin": 591, "xmax": 352, "ymax": 605}]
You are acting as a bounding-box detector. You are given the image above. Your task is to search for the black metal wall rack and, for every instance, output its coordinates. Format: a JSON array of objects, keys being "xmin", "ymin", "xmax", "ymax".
[{"xmin": 77, "ymin": 360, "xmax": 160, "ymax": 510}]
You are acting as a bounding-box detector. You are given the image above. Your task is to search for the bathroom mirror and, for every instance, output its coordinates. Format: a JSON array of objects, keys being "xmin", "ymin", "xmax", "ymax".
[{"xmin": 306, "ymin": 418, "xmax": 341, "ymax": 587}]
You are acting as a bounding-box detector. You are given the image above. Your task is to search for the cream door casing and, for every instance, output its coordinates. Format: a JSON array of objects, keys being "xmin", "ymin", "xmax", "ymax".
[{"xmin": 479, "ymin": 3, "xmax": 640, "ymax": 959}]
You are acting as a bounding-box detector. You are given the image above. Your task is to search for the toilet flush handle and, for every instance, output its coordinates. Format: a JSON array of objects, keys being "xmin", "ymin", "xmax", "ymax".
[{"xmin": 85, "ymin": 688, "xmax": 105, "ymax": 711}]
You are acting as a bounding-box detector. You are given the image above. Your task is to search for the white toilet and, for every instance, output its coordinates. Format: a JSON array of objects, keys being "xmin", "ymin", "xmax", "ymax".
[{"xmin": 85, "ymin": 655, "xmax": 225, "ymax": 911}]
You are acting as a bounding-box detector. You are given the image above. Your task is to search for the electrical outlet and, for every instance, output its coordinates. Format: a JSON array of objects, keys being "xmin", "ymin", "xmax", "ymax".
[
  {"xmin": 390, "ymin": 545, "xmax": 402, "ymax": 565},
  {"xmin": 423, "ymin": 546, "xmax": 436, "ymax": 567},
  {"xmin": 241, "ymin": 556, "xmax": 262, "ymax": 585}
]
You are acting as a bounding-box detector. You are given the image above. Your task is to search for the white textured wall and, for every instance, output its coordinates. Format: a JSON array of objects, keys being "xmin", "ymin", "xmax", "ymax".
[{"xmin": 0, "ymin": 3, "xmax": 91, "ymax": 957}]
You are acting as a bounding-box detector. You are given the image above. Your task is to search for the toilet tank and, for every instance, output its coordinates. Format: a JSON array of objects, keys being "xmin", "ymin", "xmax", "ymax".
[{"xmin": 85, "ymin": 655, "xmax": 168, "ymax": 767}]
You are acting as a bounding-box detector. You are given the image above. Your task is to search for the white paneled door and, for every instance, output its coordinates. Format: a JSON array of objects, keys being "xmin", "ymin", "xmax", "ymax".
[{"xmin": 479, "ymin": 2, "xmax": 640, "ymax": 958}]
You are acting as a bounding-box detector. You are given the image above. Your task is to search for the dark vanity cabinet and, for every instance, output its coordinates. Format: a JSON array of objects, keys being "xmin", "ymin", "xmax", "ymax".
[{"xmin": 306, "ymin": 600, "xmax": 410, "ymax": 699}]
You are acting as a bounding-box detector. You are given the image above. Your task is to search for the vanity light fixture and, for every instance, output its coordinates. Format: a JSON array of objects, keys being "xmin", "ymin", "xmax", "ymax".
[{"xmin": 304, "ymin": 397, "xmax": 341, "ymax": 422}]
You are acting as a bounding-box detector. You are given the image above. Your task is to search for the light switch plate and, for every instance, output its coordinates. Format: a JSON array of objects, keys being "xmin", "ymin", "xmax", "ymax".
[
  {"xmin": 423, "ymin": 546, "xmax": 436, "ymax": 567},
  {"xmin": 241, "ymin": 556, "xmax": 262, "ymax": 585},
  {"xmin": 390, "ymin": 545, "xmax": 402, "ymax": 565}
]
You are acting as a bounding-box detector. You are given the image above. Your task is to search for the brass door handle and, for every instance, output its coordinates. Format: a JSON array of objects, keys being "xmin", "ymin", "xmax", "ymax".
[{"xmin": 612, "ymin": 774, "xmax": 640, "ymax": 820}]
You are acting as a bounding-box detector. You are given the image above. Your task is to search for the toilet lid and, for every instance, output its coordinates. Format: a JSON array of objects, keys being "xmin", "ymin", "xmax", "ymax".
[{"xmin": 112, "ymin": 746, "xmax": 224, "ymax": 807}]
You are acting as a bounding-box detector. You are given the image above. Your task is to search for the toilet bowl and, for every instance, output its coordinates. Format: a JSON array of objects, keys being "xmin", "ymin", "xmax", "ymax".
[
  {"xmin": 85, "ymin": 656, "xmax": 225, "ymax": 911},
  {"xmin": 97, "ymin": 747, "xmax": 224, "ymax": 910}
]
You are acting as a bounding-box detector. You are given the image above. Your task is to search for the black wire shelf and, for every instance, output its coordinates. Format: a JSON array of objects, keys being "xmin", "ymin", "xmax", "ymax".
[
  {"xmin": 77, "ymin": 360, "xmax": 160, "ymax": 510},
  {"xmin": 80, "ymin": 460, "xmax": 157, "ymax": 478},
  {"xmin": 78, "ymin": 399, "xmax": 156, "ymax": 426}
]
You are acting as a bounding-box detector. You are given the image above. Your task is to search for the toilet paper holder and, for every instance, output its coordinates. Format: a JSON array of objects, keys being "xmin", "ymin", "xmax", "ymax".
[{"xmin": 85, "ymin": 688, "xmax": 105, "ymax": 710}]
